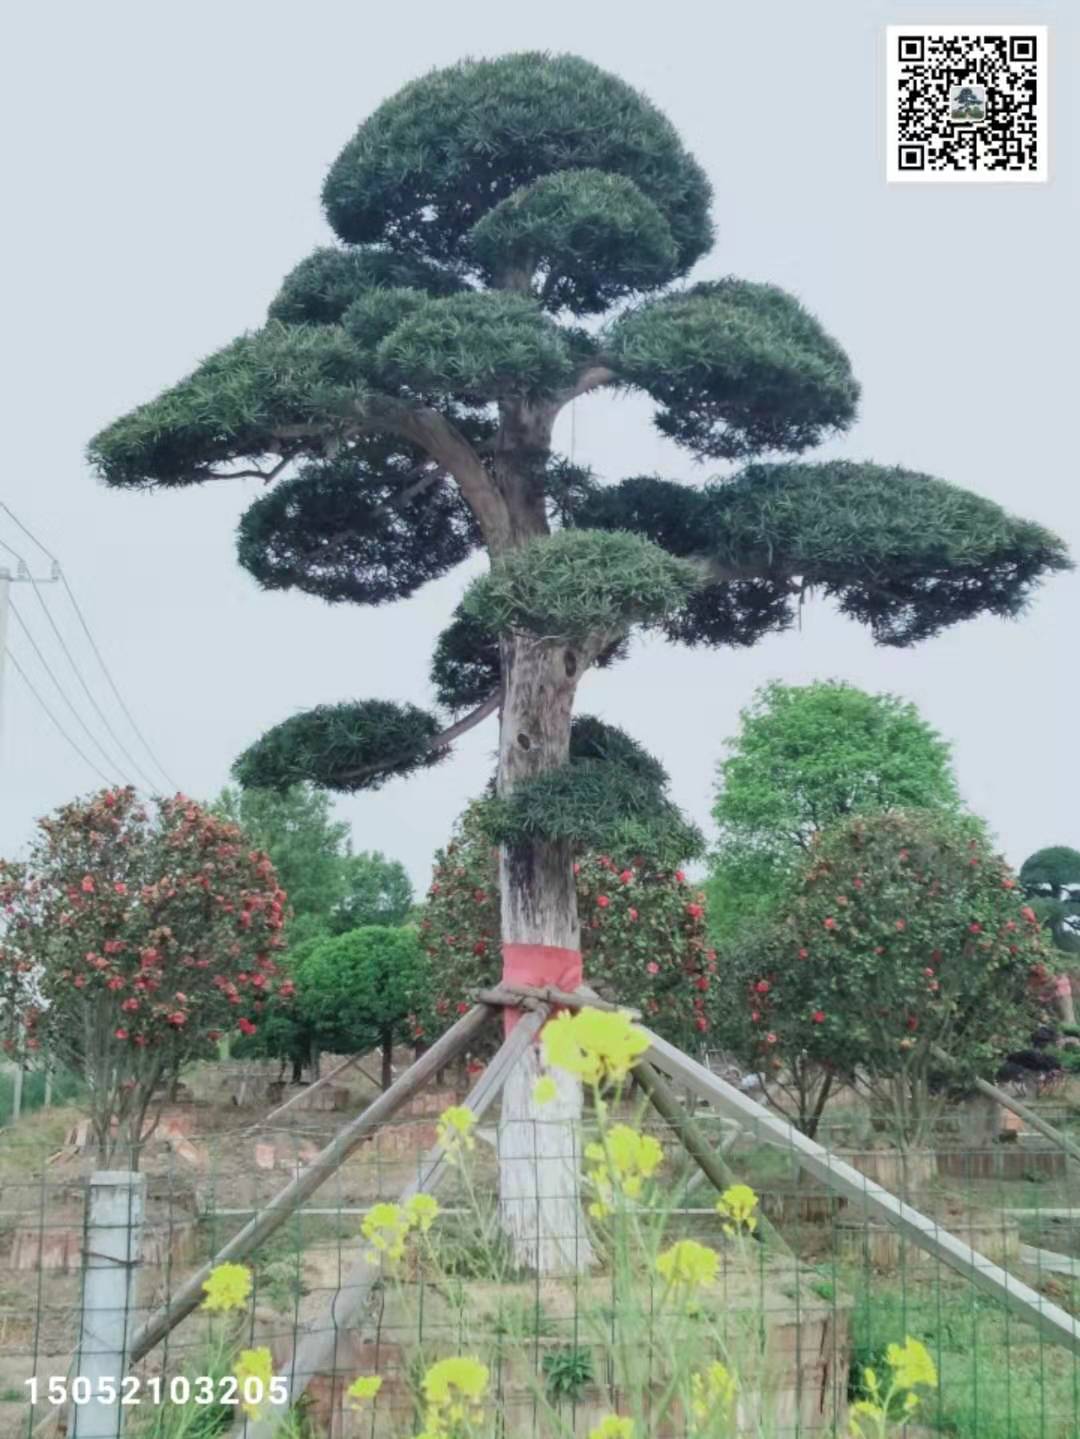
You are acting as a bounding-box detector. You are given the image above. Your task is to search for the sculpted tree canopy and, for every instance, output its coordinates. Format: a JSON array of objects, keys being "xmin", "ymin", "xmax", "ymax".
[{"xmin": 89, "ymin": 52, "xmax": 1070, "ymax": 1272}]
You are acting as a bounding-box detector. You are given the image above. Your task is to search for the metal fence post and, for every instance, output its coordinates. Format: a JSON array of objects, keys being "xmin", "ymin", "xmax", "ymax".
[{"xmin": 72, "ymin": 1171, "xmax": 145, "ymax": 1439}]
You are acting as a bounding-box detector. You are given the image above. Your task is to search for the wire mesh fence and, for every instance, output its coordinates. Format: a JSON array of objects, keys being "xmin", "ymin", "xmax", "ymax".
[{"xmin": 1, "ymin": 1052, "xmax": 1079, "ymax": 1438}]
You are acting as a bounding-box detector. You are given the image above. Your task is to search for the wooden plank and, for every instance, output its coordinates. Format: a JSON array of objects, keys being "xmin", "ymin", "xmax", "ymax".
[
  {"xmin": 643, "ymin": 1027, "xmax": 1080, "ymax": 1356},
  {"xmin": 128, "ymin": 1002, "xmax": 494, "ymax": 1363},
  {"xmin": 236, "ymin": 1003, "xmax": 550, "ymax": 1439}
]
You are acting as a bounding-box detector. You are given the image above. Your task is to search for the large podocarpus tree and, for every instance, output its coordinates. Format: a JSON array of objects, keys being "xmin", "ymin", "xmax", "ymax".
[{"xmin": 90, "ymin": 54, "xmax": 1069, "ymax": 1271}]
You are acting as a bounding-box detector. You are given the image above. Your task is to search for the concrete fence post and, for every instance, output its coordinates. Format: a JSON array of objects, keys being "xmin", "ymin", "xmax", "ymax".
[{"xmin": 71, "ymin": 1171, "xmax": 145, "ymax": 1439}]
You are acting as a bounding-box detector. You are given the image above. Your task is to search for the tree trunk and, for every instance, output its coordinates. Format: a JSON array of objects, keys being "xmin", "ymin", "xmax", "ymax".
[
  {"xmin": 381, "ymin": 1029, "xmax": 394, "ymax": 1091},
  {"xmin": 496, "ymin": 632, "xmax": 596, "ymax": 1274}
]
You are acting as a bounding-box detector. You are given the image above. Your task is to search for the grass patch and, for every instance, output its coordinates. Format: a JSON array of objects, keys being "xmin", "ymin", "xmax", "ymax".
[{"xmin": 848, "ymin": 1270, "xmax": 1080, "ymax": 1437}]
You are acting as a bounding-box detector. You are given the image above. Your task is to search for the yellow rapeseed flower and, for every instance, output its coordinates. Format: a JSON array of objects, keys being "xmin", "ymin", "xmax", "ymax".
[
  {"xmin": 847, "ymin": 1398, "xmax": 886, "ymax": 1437},
  {"xmin": 532, "ymin": 1075, "xmax": 559, "ymax": 1105},
  {"xmin": 690, "ymin": 1360, "xmax": 737, "ymax": 1420},
  {"xmin": 422, "ymin": 1356, "xmax": 489, "ymax": 1428},
  {"xmin": 361, "ymin": 1202, "xmax": 411, "ymax": 1264},
  {"xmin": 656, "ymin": 1239, "xmax": 720, "ymax": 1288},
  {"xmin": 542, "ymin": 1007, "xmax": 649, "ymax": 1086},
  {"xmin": 345, "ymin": 1375, "xmax": 382, "ymax": 1408},
  {"xmin": 886, "ymin": 1336, "xmax": 937, "ymax": 1391},
  {"xmin": 233, "ymin": 1347, "xmax": 274, "ymax": 1419},
  {"xmin": 584, "ymin": 1124, "xmax": 663, "ymax": 1216},
  {"xmin": 201, "ymin": 1262, "xmax": 252, "ymax": 1312},
  {"xmin": 588, "ymin": 1418, "xmax": 634, "ymax": 1439},
  {"xmin": 716, "ymin": 1183, "xmax": 759, "ymax": 1237},
  {"xmin": 405, "ymin": 1193, "xmax": 440, "ymax": 1233},
  {"xmin": 437, "ymin": 1104, "xmax": 477, "ymax": 1161}
]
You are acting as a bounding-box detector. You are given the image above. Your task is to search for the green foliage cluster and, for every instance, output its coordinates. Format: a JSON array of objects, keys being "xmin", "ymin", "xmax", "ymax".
[
  {"xmin": 88, "ymin": 323, "xmax": 366, "ymax": 489},
  {"xmin": 237, "ymin": 450, "xmax": 479, "ymax": 605},
  {"xmin": 470, "ymin": 169, "xmax": 679, "ymax": 313},
  {"xmin": 233, "ymin": 700, "xmax": 445, "ymax": 793},
  {"xmin": 294, "ymin": 925, "xmax": 429, "ymax": 1061},
  {"xmin": 464, "ymin": 529, "xmax": 698, "ymax": 642},
  {"xmin": 706, "ymin": 681, "xmax": 962, "ymax": 950},
  {"xmin": 375, "ymin": 291, "xmax": 577, "ymax": 402},
  {"xmin": 579, "ymin": 466, "xmax": 1070, "ymax": 647},
  {"xmin": 321, "ymin": 52, "xmax": 712, "ymax": 277},
  {"xmin": 1020, "ymin": 845, "xmax": 1080, "ymax": 957},
  {"xmin": 724, "ymin": 809, "xmax": 1047, "ymax": 1145},
  {"xmin": 268, "ymin": 246, "xmax": 465, "ymax": 326},
  {"xmin": 608, "ymin": 279, "xmax": 860, "ymax": 459},
  {"xmin": 421, "ymin": 797, "xmax": 713, "ymax": 1051}
]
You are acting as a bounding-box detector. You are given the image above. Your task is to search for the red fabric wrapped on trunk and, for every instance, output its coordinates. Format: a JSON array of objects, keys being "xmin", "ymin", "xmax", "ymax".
[{"xmin": 501, "ymin": 943, "xmax": 583, "ymax": 1035}]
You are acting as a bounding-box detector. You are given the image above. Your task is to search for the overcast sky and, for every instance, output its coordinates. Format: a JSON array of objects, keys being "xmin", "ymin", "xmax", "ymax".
[{"xmin": 1, "ymin": 0, "xmax": 1075, "ymax": 891}]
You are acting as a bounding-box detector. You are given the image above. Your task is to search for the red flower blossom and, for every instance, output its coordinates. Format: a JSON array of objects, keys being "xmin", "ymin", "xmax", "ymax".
[
  {"xmin": 675, "ymin": 871, "xmax": 686, "ymax": 884},
  {"xmin": 765, "ymin": 1032, "xmax": 778, "ymax": 1045},
  {"xmin": 619, "ymin": 870, "xmax": 633, "ymax": 884},
  {"xmin": 968, "ymin": 922, "xmax": 981, "ymax": 934},
  {"xmin": 755, "ymin": 979, "xmax": 770, "ymax": 994},
  {"xmin": 646, "ymin": 961, "xmax": 660, "ymax": 975},
  {"xmin": 237, "ymin": 1017, "xmax": 257, "ymax": 1036},
  {"xmin": 596, "ymin": 895, "xmax": 610, "ymax": 909},
  {"xmin": 811, "ymin": 1010, "xmax": 826, "ymax": 1024},
  {"xmin": 685, "ymin": 903, "xmax": 704, "ymax": 920},
  {"xmin": 81, "ymin": 876, "xmax": 95, "ymax": 894},
  {"xmin": 695, "ymin": 1017, "xmax": 708, "ymax": 1033},
  {"xmin": 628, "ymin": 907, "xmax": 638, "ymax": 921},
  {"xmin": 823, "ymin": 917, "xmax": 837, "ymax": 931},
  {"xmin": 1021, "ymin": 906, "xmax": 1037, "ymax": 923},
  {"xmin": 895, "ymin": 920, "xmax": 906, "ymax": 932}
]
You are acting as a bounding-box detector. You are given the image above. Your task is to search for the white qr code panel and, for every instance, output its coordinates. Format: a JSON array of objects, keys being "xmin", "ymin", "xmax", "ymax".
[{"xmin": 887, "ymin": 26, "xmax": 1047, "ymax": 183}]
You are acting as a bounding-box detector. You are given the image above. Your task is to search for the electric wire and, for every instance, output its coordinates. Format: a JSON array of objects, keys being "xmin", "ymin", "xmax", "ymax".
[
  {"xmin": 0, "ymin": 505, "xmax": 176, "ymax": 790},
  {"xmin": 7, "ymin": 598, "xmax": 134, "ymax": 784},
  {"xmin": 3, "ymin": 646, "xmax": 112, "ymax": 786}
]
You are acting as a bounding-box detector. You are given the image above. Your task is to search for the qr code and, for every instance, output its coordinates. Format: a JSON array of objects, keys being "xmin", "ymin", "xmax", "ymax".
[{"xmin": 887, "ymin": 26, "xmax": 1047, "ymax": 183}]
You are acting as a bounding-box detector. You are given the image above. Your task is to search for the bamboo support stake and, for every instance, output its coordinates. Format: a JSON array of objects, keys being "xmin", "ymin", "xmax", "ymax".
[
  {"xmin": 236, "ymin": 1003, "xmax": 551, "ymax": 1439},
  {"xmin": 128, "ymin": 1002, "xmax": 494, "ymax": 1363},
  {"xmin": 632, "ymin": 1059, "xmax": 793, "ymax": 1257},
  {"xmin": 644, "ymin": 1027, "xmax": 1080, "ymax": 1356}
]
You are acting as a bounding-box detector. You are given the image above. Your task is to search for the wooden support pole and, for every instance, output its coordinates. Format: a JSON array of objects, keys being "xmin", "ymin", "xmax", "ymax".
[
  {"xmin": 236, "ymin": 1003, "xmax": 550, "ymax": 1439},
  {"xmin": 128, "ymin": 1003, "xmax": 494, "ymax": 1364},
  {"xmin": 477, "ymin": 984, "xmax": 640, "ymax": 1018},
  {"xmin": 931, "ymin": 1043, "xmax": 1080, "ymax": 1166},
  {"xmin": 643, "ymin": 1027, "xmax": 1080, "ymax": 1356},
  {"xmin": 631, "ymin": 1059, "xmax": 793, "ymax": 1257}
]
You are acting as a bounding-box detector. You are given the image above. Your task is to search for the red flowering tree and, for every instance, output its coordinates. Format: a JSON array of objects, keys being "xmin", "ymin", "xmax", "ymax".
[
  {"xmin": 0, "ymin": 787, "xmax": 289, "ymax": 1164},
  {"xmin": 728, "ymin": 809, "xmax": 1048, "ymax": 1145},
  {"xmin": 422, "ymin": 799, "xmax": 713, "ymax": 1052}
]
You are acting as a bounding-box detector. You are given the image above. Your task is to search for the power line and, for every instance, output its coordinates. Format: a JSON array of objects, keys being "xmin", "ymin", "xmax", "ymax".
[
  {"xmin": 3, "ymin": 646, "xmax": 112, "ymax": 786},
  {"xmin": 7, "ymin": 597, "xmax": 134, "ymax": 784},
  {"xmin": 0, "ymin": 503, "xmax": 176, "ymax": 791}
]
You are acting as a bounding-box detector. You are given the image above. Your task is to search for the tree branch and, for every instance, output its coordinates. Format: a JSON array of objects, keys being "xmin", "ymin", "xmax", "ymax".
[
  {"xmin": 338, "ymin": 690, "xmax": 501, "ymax": 786},
  {"xmin": 555, "ymin": 363, "xmax": 617, "ymax": 408}
]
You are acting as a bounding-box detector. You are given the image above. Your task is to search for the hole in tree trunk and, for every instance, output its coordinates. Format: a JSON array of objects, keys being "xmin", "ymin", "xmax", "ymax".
[
  {"xmin": 517, "ymin": 732, "xmax": 532, "ymax": 750},
  {"xmin": 564, "ymin": 649, "xmax": 577, "ymax": 677}
]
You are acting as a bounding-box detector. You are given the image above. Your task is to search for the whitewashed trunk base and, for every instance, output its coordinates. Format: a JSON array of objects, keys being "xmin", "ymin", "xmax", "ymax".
[{"xmin": 498, "ymin": 1043, "xmax": 595, "ymax": 1274}]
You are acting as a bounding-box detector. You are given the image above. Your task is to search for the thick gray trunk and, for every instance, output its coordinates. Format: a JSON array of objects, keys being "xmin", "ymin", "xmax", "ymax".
[{"xmin": 496, "ymin": 632, "xmax": 595, "ymax": 1273}]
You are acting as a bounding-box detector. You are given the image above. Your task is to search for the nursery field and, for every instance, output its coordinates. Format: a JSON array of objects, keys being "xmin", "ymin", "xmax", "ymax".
[{"xmin": 1, "ymin": 1054, "xmax": 1079, "ymax": 1439}]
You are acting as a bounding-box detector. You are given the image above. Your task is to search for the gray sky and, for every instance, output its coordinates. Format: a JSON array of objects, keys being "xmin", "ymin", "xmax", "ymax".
[{"xmin": 1, "ymin": 0, "xmax": 1076, "ymax": 890}]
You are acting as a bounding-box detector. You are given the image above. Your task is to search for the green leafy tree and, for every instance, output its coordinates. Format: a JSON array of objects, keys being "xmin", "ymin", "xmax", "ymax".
[
  {"xmin": 727, "ymin": 810, "xmax": 1047, "ymax": 1144},
  {"xmin": 88, "ymin": 53, "xmax": 1069, "ymax": 1271},
  {"xmin": 331, "ymin": 850, "xmax": 414, "ymax": 933},
  {"xmin": 707, "ymin": 682, "xmax": 963, "ymax": 948},
  {"xmin": 215, "ymin": 784, "xmax": 351, "ymax": 944},
  {"xmin": 295, "ymin": 926, "xmax": 430, "ymax": 1089}
]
